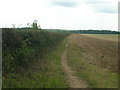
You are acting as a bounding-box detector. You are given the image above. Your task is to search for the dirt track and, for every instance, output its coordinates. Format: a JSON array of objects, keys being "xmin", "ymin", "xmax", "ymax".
[{"xmin": 61, "ymin": 43, "xmax": 87, "ymax": 88}]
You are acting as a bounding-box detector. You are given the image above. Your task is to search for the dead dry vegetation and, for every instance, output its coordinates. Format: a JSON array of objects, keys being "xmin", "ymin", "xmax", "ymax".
[
  {"xmin": 68, "ymin": 34, "xmax": 118, "ymax": 73},
  {"xmin": 83, "ymin": 34, "xmax": 119, "ymax": 42},
  {"xmin": 65, "ymin": 34, "xmax": 118, "ymax": 88}
]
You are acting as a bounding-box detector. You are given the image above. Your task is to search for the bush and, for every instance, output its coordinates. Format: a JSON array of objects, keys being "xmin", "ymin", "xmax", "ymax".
[{"xmin": 2, "ymin": 28, "xmax": 66, "ymax": 74}]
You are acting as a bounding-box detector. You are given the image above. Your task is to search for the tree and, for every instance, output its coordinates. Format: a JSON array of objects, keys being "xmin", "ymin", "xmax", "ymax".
[
  {"xmin": 32, "ymin": 20, "xmax": 38, "ymax": 29},
  {"xmin": 38, "ymin": 25, "xmax": 41, "ymax": 29},
  {"xmin": 12, "ymin": 24, "xmax": 16, "ymax": 28},
  {"xmin": 27, "ymin": 23, "xmax": 30, "ymax": 28}
]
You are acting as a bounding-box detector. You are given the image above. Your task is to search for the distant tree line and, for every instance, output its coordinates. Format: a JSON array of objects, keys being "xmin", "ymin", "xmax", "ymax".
[
  {"xmin": 43, "ymin": 29, "xmax": 120, "ymax": 34},
  {"xmin": 67, "ymin": 30, "xmax": 120, "ymax": 34}
]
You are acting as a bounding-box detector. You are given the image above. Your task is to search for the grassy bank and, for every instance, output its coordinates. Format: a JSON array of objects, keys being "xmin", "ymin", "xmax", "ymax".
[{"xmin": 2, "ymin": 28, "xmax": 68, "ymax": 88}]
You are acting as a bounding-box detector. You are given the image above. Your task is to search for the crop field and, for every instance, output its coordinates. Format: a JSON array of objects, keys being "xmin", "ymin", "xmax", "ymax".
[
  {"xmin": 83, "ymin": 34, "xmax": 119, "ymax": 42},
  {"xmin": 66, "ymin": 34, "xmax": 118, "ymax": 88}
]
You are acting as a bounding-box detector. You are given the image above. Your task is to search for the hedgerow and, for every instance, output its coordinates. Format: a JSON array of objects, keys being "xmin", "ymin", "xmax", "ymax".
[{"xmin": 2, "ymin": 28, "xmax": 66, "ymax": 74}]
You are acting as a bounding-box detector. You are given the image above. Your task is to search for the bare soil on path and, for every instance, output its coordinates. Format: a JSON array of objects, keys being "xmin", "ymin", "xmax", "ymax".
[{"xmin": 61, "ymin": 43, "xmax": 87, "ymax": 88}]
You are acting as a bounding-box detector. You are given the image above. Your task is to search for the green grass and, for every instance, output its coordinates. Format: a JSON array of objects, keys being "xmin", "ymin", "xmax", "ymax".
[
  {"xmin": 41, "ymin": 39, "xmax": 68, "ymax": 88},
  {"xmin": 3, "ymin": 39, "xmax": 68, "ymax": 88},
  {"xmin": 67, "ymin": 43, "xmax": 118, "ymax": 88}
]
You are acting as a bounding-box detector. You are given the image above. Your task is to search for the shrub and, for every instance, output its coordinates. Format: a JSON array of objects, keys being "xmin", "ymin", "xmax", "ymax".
[{"xmin": 2, "ymin": 28, "xmax": 66, "ymax": 74}]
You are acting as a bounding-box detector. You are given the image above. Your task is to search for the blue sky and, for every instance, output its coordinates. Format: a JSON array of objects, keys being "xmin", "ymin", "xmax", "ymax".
[{"xmin": 0, "ymin": 0, "xmax": 119, "ymax": 31}]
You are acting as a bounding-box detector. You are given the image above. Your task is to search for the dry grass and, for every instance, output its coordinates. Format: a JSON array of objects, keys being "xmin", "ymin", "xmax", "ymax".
[
  {"xmin": 83, "ymin": 34, "xmax": 119, "ymax": 42},
  {"xmin": 68, "ymin": 34, "xmax": 118, "ymax": 73},
  {"xmin": 66, "ymin": 34, "xmax": 118, "ymax": 88}
]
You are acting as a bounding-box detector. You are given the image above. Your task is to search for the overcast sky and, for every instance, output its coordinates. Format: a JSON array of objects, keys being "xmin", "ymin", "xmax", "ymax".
[{"xmin": 0, "ymin": 0, "xmax": 119, "ymax": 30}]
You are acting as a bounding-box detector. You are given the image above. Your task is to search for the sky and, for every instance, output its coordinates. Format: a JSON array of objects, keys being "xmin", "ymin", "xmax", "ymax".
[{"xmin": 0, "ymin": 0, "xmax": 119, "ymax": 31}]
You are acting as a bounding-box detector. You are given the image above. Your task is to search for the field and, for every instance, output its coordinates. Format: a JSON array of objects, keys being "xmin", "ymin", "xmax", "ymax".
[
  {"xmin": 65, "ymin": 34, "xmax": 118, "ymax": 88},
  {"xmin": 83, "ymin": 34, "xmax": 119, "ymax": 42},
  {"xmin": 2, "ymin": 29, "xmax": 119, "ymax": 88}
]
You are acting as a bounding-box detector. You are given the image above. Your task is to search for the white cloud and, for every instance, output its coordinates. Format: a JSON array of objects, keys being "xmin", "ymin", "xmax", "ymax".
[
  {"xmin": 0, "ymin": 0, "xmax": 118, "ymax": 31},
  {"xmin": 84, "ymin": 0, "xmax": 118, "ymax": 13}
]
